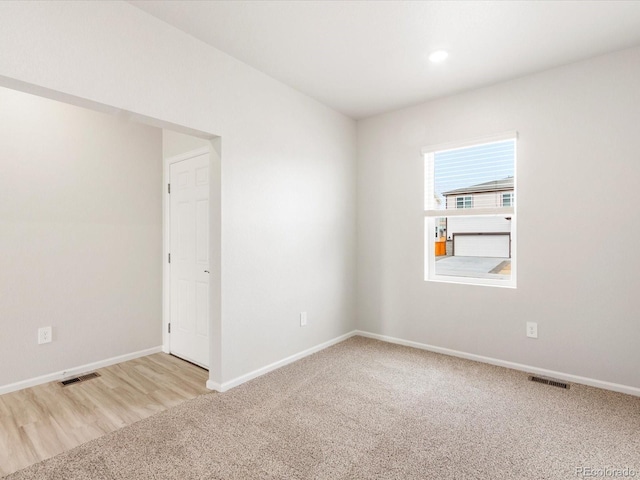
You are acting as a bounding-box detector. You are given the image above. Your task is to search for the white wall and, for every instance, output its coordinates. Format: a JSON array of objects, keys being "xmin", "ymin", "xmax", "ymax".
[
  {"xmin": 357, "ymin": 46, "xmax": 640, "ymax": 389},
  {"xmin": 163, "ymin": 130, "xmax": 211, "ymax": 159},
  {"xmin": 0, "ymin": 86, "xmax": 163, "ymax": 387},
  {"xmin": 0, "ymin": 1, "xmax": 356, "ymax": 386}
]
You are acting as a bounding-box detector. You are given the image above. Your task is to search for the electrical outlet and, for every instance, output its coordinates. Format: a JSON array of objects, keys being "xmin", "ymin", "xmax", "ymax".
[
  {"xmin": 38, "ymin": 326, "xmax": 52, "ymax": 344},
  {"xmin": 526, "ymin": 322, "xmax": 538, "ymax": 339},
  {"xmin": 300, "ymin": 312, "xmax": 308, "ymax": 327}
]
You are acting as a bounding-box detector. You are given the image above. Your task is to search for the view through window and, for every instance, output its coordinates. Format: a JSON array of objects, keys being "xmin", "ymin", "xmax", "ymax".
[{"xmin": 424, "ymin": 134, "xmax": 516, "ymax": 287}]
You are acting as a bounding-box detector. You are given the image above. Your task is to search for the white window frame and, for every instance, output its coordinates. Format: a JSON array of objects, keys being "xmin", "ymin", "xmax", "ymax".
[
  {"xmin": 502, "ymin": 192, "xmax": 513, "ymax": 207},
  {"xmin": 422, "ymin": 132, "xmax": 517, "ymax": 288},
  {"xmin": 456, "ymin": 195, "xmax": 473, "ymax": 209}
]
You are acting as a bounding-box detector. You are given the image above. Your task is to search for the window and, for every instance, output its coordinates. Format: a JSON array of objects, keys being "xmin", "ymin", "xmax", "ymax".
[
  {"xmin": 456, "ymin": 196, "xmax": 472, "ymax": 209},
  {"xmin": 423, "ymin": 133, "xmax": 516, "ymax": 287}
]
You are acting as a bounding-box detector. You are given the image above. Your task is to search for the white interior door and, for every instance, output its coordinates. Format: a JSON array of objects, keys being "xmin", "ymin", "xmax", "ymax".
[{"xmin": 169, "ymin": 153, "xmax": 210, "ymax": 368}]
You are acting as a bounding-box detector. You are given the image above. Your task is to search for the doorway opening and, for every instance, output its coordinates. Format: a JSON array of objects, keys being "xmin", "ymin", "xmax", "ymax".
[{"xmin": 0, "ymin": 78, "xmax": 221, "ymax": 393}]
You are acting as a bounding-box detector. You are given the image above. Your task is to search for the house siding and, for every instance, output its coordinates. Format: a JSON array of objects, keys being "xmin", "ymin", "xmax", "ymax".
[
  {"xmin": 447, "ymin": 216, "xmax": 512, "ymax": 239},
  {"xmin": 445, "ymin": 190, "xmax": 513, "ymax": 209}
]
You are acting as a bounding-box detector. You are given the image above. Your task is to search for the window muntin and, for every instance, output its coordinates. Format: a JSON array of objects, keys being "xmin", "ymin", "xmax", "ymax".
[
  {"xmin": 456, "ymin": 196, "xmax": 472, "ymax": 209},
  {"xmin": 424, "ymin": 134, "xmax": 516, "ymax": 287}
]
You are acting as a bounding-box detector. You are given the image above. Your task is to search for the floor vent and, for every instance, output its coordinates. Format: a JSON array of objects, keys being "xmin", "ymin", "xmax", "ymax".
[
  {"xmin": 60, "ymin": 372, "xmax": 101, "ymax": 387},
  {"xmin": 529, "ymin": 375, "xmax": 570, "ymax": 389}
]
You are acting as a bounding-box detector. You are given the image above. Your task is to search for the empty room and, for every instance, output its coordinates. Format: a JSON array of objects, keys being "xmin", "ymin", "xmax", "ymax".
[{"xmin": 1, "ymin": 1, "xmax": 639, "ymax": 479}]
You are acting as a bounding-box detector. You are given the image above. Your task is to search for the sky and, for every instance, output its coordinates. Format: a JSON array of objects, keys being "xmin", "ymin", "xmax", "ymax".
[{"xmin": 434, "ymin": 139, "xmax": 515, "ymax": 201}]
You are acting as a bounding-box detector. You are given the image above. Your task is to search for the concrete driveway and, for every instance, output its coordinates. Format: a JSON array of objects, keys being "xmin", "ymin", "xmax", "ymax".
[{"xmin": 435, "ymin": 256, "xmax": 510, "ymax": 279}]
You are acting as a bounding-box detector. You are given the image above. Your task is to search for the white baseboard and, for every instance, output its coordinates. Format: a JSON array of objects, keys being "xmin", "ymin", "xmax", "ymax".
[
  {"xmin": 354, "ymin": 330, "xmax": 640, "ymax": 397},
  {"xmin": 205, "ymin": 380, "xmax": 223, "ymax": 391},
  {"xmin": 207, "ymin": 331, "xmax": 358, "ymax": 393},
  {"xmin": 0, "ymin": 346, "xmax": 163, "ymax": 396}
]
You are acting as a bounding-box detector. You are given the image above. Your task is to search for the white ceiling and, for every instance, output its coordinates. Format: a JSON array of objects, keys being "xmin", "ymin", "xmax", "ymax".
[{"xmin": 130, "ymin": 1, "xmax": 640, "ymax": 119}]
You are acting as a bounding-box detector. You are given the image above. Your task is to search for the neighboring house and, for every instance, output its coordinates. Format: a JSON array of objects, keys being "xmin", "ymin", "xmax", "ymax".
[
  {"xmin": 443, "ymin": 177, "xmax": 514, "ymax": 210},
  {"xmin": 440, "ymin": 177, "xmax": 514, "ymax": 258}
]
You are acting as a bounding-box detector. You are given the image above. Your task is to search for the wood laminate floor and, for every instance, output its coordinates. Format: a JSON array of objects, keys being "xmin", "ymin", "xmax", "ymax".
[{"xmin": 0, "ymin": 353, "xmax": 210, "ymax": 477}]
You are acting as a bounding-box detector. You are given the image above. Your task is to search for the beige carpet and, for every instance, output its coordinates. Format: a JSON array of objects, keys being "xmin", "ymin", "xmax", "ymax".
[{"xmin": 7, "ymin": 336, "xmax": 640, "ymax": 479}]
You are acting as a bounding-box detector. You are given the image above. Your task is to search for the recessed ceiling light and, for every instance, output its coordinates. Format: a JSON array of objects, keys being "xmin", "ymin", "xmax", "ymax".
[{"xmin": 429, "ymin": 50, "xmax": 449, "ymax": 63}]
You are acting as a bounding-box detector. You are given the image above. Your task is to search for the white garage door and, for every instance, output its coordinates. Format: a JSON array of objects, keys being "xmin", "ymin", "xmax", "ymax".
[{"xmin": 454, "ymin": 234, "xmax": 510, "ymax": 258}]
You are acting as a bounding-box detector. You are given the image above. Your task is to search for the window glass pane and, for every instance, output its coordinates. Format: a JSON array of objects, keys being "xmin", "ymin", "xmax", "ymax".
[
  {"xmin": 434, "ymin": 216, "xmax": 512, "ymax": 281},
  {"xmin": 425, "ymin": 135, "xmax": 516, "ymax": 287},
  {"xmin": 434, "ymin": 140, "xmax": 514, "ymax": 210},
  {"xmin": 456, "ymin": 196, "xmax": 473, "ymax": 208}
]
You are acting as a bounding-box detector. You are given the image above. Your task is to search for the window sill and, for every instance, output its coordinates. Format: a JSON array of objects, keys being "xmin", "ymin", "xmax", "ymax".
[{"xmin": 425, "ymin": 274, "xmax": 517, "ymax": 288}]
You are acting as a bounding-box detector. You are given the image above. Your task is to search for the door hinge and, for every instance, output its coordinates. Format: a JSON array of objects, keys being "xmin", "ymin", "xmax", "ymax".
[
  {"xmin": 168, "ymin": 253, "xmax": 171, "ymax": 264},
  {"xmin": 168, "ymin": 323, "xmax": 171, "ymax": 334},
  {"xmin": 168, "ymin": 183, "xmax": 171, "ymax": 194}
]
